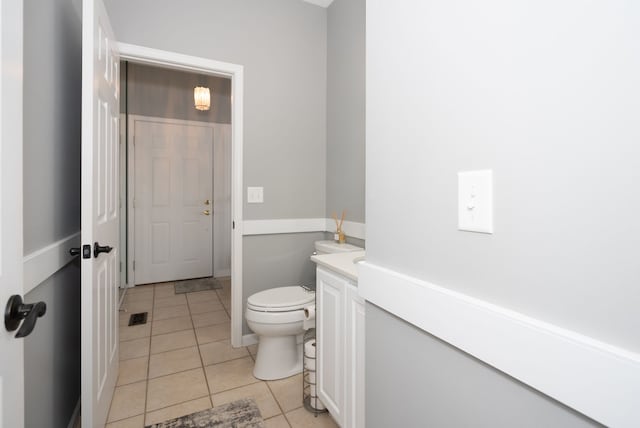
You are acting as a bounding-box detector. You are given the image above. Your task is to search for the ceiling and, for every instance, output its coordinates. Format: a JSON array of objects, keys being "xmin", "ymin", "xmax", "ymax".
[{"xmin": 301, "ymin": 0, "xmax": 334, "ymax": 7}]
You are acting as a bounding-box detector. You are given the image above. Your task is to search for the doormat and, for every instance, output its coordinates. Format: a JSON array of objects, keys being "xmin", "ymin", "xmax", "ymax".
[
  {"xmin": 145, "ymin": 398, "xmax": 264, "ymax": 428},
  {"xmin": 128, "ymin": 312, "xmax": 148, "ymax": 326},
  {"xmin": 174, "ymin": 277, "xmax": 223, "ymax": 294}
]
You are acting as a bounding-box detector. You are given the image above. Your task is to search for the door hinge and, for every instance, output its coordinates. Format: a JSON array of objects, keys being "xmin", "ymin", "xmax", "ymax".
[
  {"xmin": 133, "ymin": 260, "xmax": 136, "ymax": 271},
  {"xmin": 232, "ymin": 221, "xmax": 235, "ymax": 230},
  {"xmin": 133, "ymin": 199, "xmax": 136, "ymax": 208},
  {"xmin": 119, "ymin": 261, "xmax": 122, "ymax": 272}
]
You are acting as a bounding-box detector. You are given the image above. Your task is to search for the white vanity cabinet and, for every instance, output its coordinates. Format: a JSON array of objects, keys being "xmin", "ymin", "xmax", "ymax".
[{"xmin": 316, "ymin": 266, "xmax": 365, "ymax": 428}]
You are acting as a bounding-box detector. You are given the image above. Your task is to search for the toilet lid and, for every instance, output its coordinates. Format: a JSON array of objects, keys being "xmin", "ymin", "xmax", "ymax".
[{"xmin": 247, "ymin": 286, "xmax": 315, "ymax": 312}]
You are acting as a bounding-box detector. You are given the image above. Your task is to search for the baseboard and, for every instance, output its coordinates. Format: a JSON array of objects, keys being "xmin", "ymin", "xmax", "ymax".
[
  {"xmin": 241, "ymin": 333, "xmax": 258, "ymax": 347},
  {"xmin": 66, "ymin": 398, "xmax": 81, "ymax": 428},
  {"xmin": 242, "ymin": 218, "xmax": 366, "ymax": 240},
  {"xmin": 23, "ymin": 232, "xmax": 81, "ymax": 294},
  {"xmin": 358, "ymin": 261, "xmax": 640, "ymax": 428}
]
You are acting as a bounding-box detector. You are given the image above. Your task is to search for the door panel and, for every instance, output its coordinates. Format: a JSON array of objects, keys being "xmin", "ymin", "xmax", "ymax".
[
  {"xmin": 0, "ymin": 2, "xmax": 24, "ymax": 426},
  {"xmin": 81, "ymin": 0, "xmax": 120, "ymax": 426},
  {"xmin": 135, "ymin": 119, "xmax": 213, "ymax": 284}
]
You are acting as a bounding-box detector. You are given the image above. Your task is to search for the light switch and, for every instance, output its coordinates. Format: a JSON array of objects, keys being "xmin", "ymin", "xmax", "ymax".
[
  {"xmin": 247, "ymin": 186, "xmax": 264, "ymax": 204},
  {"xmin": 458, "ymin": 170, "xmax": 493, "ymax": 234}
]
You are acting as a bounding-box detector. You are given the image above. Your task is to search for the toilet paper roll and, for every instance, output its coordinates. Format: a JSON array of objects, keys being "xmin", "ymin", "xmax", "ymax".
[
  {"xmin": 303, "ymin": 339, "xmax": 326, "ymax": 410},
  {"xmin": 304, "ymin": 340, "xmax": 316, "ymax": 371},
  {"xmin": 303, "ymin": 305, "xmax": 316, "ymax": 321}
]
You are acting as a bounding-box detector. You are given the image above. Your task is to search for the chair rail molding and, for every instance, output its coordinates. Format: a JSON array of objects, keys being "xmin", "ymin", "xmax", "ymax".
[{"xmin": 23, "ymin": 232, "xmax": 81, "ymax": 294}]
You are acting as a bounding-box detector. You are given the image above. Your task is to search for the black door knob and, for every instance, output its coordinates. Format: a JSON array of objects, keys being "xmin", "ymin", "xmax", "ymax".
[
  {"xmin": 94, "ymin": 242, "xmax": 113, "ymax": 258},
  {"xmin": 4, "ymin": 295, "xmax": 47, "ymax": 338}
]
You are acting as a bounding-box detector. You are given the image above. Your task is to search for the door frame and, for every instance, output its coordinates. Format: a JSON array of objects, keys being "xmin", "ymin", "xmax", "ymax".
[
  {"xmin": 127, "ymin": 115, "xmax": 231, "ymax": 285},
  {"xmin": 118, "ymin": 43, "xmax": 245, "ymax": 347}
]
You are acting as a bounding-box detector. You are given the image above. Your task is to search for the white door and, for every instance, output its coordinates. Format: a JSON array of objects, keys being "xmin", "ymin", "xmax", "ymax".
[
  {"xmin": 134, "ymin": 119, "xmax": 213, "ymax": 285},
  {"xmin": 81, "ymin": 0, "xmax": 120, "ymax": 426},
  {"xmin": 0, "ymin": 2, "xmax": 25, "ymax": 427}
]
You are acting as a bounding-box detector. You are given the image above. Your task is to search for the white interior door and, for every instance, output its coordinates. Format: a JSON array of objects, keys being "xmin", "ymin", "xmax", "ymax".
[
  {"xmin": 213, "ymin": 124, "xmax": 232, "ymax": 278},
  {"xmin": 81, "ymin": 0, "xmax": 120, "ymax": 426},
  {"xmin": 134, "ymin": 119, "xmax": 213, "ymax": 285},
  {"xmin": 0, "ymin": 2, "xmax": 24, "ymax": 427}
]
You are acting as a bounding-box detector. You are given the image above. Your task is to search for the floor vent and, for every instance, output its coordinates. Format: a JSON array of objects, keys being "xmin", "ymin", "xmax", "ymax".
[{"xmin": 128, "ymin": 312, "xmax": 148, "ymax": 326}]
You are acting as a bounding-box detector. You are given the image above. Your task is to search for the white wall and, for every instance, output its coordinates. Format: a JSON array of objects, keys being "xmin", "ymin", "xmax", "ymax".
[{"xmin": 365, "ymin": 0, "xmax": 640, "ymax": 425}]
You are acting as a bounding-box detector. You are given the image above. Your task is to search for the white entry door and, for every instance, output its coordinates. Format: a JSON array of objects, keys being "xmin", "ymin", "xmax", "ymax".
[
  {"xmin": 134, "ymin": 119, "xmax": 213, "ymax": 285},
  {"xmin": 81, "ymin": 0, "xmax": 120, "ymax": 426},
  {"xmin": 0, "ymin": 2, "xmax": 25, "ymax": 427}
]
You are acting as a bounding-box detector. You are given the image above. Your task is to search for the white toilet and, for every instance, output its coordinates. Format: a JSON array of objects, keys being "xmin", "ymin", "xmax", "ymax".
[{"xmin": 246, "ymin": 240, "xmax": 362, "ymax": 380}]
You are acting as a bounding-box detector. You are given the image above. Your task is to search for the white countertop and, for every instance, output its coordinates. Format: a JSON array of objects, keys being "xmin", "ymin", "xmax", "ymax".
[{"xmin": 310, "ymin": 250, "xmax": 365, "ymax": 282}]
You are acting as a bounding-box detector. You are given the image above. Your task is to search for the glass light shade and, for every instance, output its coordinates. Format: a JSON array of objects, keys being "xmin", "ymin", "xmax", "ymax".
[{"xmin": 194, "ymin": 86, "xmax": 211, "ymax": 111}]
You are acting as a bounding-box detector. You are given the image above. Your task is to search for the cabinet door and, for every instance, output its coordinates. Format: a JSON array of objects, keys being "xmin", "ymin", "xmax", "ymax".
[
  {"xmin": 347, "ymin": 285, "xmax": 366, "ymax": 428},
  {"xmin": 317, "ymin": 267, "xmax": 346, "ymax": 426}
]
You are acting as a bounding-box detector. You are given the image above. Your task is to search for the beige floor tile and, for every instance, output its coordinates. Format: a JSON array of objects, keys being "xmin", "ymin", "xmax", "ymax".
[
  {"xmin": 117, "ymin": 356, "xmax": 148, "ymax": 386},
  {"xmin": 268, "ymin": 374, "xmax": 303, "ymax": 413},
  {"xmin": 154, "ymin": 304, "xmax": 189, "ymax": 320},
  {"xmin": 105, "ymin": 414, "xmax": 145, "ymax": 428},
  {"xmin": 212, "ymin": 382, "xmax": 281, "ymax": 420},
  {"xmin": 150, "ymin": 329, "xmax": 197, "ymax": 354},
  {"xmin": 127, "ymin": 284, "xmax": 155, "ymax": 295},
  {"xmin": 265, "ymin": 415, "xmax": 291, "ymax": 428},
  {"xmin": 189, "ymin": 300, "xmax": 224, "ymax": 314},
  {"xmin": 107, "ymin": 381, "xmax": 146, "ymax": 422},
  {"xmin": 285, "ymin": 407, "xmax": 338, "ymax": 428},
  {"xmin": 152, "ymin": 316, "xmax": 193, "ymax": 336},
  {"xmin": 154, "ymin": 294, "xmax": 187, "ymax": 308},
  {"xmin": 247, "ymin": 344, "xmax": 258, "ymax": 356},
  {"xmin": 121, "ymin": 300, "xmax": 153, "ymax": 313},
  {"xmin": 148, "ymin": 346, "xmax": 202, "ymax": 379},
  {"xmin": 154, "ymin": 287, "xmax": 177, "ymax": 299},
  {"xmin": 199, "ymin": 340, "xmax": 249, "ymax": 366},
  {"xmin": 123, "ymin": 291, "xmax": 153, "ymax": 303},
  {"xmin": 186, "ymin": 290, "xmax": 220, "ymax": 303},
  {"xmin": 195, "ymin": 323, "xmax": 230, "ymax": 344},
  {"xmin": 144, "ymin": 396, "xmax": 212, "ymax": 426},
  {"xmin": 191, "ymin": 310, "xmax": 230, "ymax": 328},
  {"xmin": 146, "ymin": 368, "xmax": 209, "ymax": 411},
  {"xmin": 120, "ymin": 337, "xmax": 150, "ymax": 360},
  {"xmin": 119, "ymin": 323, "xmax": 151, "ymax": 342},
  {"xmin": 204, "ymin": 356, "xmax": 259, "ymax": 394},
  {"xmin": 154, "ymin": 282, "xmax": 175, "ymax": 290}
]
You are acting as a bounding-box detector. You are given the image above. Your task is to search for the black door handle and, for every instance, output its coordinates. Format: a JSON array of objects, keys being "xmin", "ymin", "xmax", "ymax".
[
  {"xmin": 4, "ymin": 295, "xmax": 47, "ymax": 338},
  {"xmin": 69, "ymin": 247, "xmax": 80, "ymax": 256},
  {"xmin": 94, "ymin": 242, "xmax": 113, "ymax": 258}
]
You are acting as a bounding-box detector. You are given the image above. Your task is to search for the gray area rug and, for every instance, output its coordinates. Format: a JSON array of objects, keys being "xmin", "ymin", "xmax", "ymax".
[
  {"xmin": 145, "ymin": 398, "xmax": 264, "ymax": 428},
  {"xmin": 174, "ymin": 277, "xmax": 223, "ymax": 294}
]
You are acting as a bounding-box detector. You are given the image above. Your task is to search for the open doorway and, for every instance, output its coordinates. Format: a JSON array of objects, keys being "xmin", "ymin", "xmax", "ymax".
[
  {"xmin": 120, "ymin": 62, "xmax": 232, "ymax": 289},
  {"xmin": 116, "ymin": 44, "xmax": 245, "ymax": 348}
]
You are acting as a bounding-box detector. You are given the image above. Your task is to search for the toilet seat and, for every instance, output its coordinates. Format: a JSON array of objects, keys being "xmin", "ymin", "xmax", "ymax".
[{"xmin": 247, "ymin": 286, "xmax": 314, "ymax": 313}]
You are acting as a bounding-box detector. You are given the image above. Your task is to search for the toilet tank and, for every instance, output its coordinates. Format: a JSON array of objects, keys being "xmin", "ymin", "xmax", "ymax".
[{"xmin": 314, "ymin": 240, "xmax": 362, "ymax": 255}]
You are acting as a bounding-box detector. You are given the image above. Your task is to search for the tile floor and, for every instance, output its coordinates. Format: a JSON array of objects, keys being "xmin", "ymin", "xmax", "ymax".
[{"xmin": 107, "ymin": 278, "xmax": 337, "ymax": 428}]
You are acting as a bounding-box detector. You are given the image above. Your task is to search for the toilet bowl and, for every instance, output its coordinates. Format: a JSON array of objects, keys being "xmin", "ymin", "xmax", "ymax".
[
  {"xmin": 246, "ymin": 240, "xmax": 363, "ymax": 380},
  {"xmin": 245, "ymin": 286, "xmax": 315, "ymax": 380}
]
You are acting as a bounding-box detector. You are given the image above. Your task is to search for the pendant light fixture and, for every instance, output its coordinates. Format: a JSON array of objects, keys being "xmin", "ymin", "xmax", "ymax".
[{"xmin": 194, "ymin": 86, "xmax": 211, "ymax": 111}]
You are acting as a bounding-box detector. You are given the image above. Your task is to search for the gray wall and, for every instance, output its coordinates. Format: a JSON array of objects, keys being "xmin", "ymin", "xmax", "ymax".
[
  {"xmin": 366, "ymin": 304, "xmax": 601, "ymax": 428},
  {"xmin": 365, "ymin": 0, "xmax": 640, "ymax": 425},
  {"xmin": 105, "ymin": 0, "xmax": 327, "ymax": 220},
  {"xmin": 25, "ymin": 263, "xmax": 82, "ymax": 428},
  {"xmin": 326, "ymin": 0, "xmax": 365, "ymax": 224},
  {"xmin": 23, "ymin": 0, "xmax": 83, "ymax": 426},
  {"xmin": 242, "ymin": 232, "xmax": 324, "ymax": 333},
  {"xmin": 125, "ymin": 62, "xmax": 231, "ymax": 124}
]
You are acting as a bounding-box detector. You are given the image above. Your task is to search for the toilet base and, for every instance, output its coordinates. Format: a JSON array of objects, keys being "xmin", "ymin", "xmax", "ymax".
[{"xmin": 253, "ymin": 335, "xmax": 302, "ymax": 380}]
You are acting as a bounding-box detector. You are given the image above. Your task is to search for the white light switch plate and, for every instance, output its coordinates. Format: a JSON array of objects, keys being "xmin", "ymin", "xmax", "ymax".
[
  {"xmin": 247, "ymin": 186, "xmax": 264, "ymax": 203},
  {"xmin": 458, "ymin": 170, "xmax": 493, "ymax": 234}
]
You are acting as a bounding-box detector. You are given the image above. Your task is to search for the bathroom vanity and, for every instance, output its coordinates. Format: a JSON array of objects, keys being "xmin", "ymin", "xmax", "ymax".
[{"xmin": 311, "ymin": 250, "xmax": 366, "ymax": 428}]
